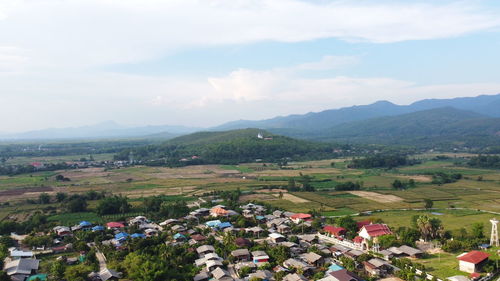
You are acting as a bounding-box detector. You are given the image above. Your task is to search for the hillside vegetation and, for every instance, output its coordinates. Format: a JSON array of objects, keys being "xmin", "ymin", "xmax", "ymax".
[{"xmin": 114, "ymin": 129, "xmax": 346, "ymax": 165}]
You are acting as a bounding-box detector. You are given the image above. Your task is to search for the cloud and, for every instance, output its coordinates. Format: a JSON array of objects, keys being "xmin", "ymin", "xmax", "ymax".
[{"xmin": 0, "ymin": 0, "xmax": 499, "ymax": 70}]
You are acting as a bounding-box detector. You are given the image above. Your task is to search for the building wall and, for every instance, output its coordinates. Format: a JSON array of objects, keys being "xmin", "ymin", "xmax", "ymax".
[{"xmin": 459, "ymin": 261, "xmax": 476, "ymax": 273}]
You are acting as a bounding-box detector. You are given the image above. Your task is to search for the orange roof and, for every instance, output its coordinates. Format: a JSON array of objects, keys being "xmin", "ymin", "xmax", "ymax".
[
  {"xmin": 291, "ymin": 213, "xmax": 312, "ymax": 219},
  {"xmin": 211, "ymin": 207, "xmax": 229, "ymax": 215}
]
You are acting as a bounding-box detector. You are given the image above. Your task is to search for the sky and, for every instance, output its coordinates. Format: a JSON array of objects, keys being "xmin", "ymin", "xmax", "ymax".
[{"xmin": 1, "ymin": 0, "xmax": 500, "ymax": 132}]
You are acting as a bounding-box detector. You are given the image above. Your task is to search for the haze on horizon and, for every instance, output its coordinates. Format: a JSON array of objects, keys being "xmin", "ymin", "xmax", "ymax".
[{"xmin": 1, "ymin": 0, "xmax": 500, "ymax": 133}]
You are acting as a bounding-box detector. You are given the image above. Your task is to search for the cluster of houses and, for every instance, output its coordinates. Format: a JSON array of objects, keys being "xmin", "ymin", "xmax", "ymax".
[{"xmin": 3, "ymin": 201, "xmax": 495, "ymax": 281}]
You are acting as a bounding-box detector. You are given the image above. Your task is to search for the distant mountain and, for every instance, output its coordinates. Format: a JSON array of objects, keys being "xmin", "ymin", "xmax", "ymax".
[
  {"xmin": 0, "ymin": 121, "xmax": 200, "ymax": 140},
  {"xmin": 304, "ymin": 107, "xmax": 500, "ymax": 146},
  {"xmin": 213, "ymin": 94, "xmax": 500, "ymax": 131}
]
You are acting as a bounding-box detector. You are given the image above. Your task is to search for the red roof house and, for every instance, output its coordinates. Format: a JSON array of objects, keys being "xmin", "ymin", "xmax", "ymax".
[
  {"xmin": 359, "ymin": 224, "xmax": 392, "ymax": 240},
  {"xmin": 458, "ymin": 251, "xmax": 490, "ymax": 273},
  {"xmin": 353, "ymin": 236, "xmax": 364, "ymax": 244},
  {"xmin": 323, "ymin": 226, "xmax": 346, "ymax": 237},
  {"xmin": 356, "ymin": 220, "xmax": 371, "ymax": 230},
  {"xmin": 106, "ymin": 222, "xmax": 125, "ymax": 229},
  {"xmin": 291, "ymin": 213, "xmax": 312, "ymax": 223}
]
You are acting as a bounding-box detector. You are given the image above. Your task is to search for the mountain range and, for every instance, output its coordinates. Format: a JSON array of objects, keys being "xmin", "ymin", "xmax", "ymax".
[{"xmin": 1, "ymin": 94, "xmax": 499, "ymax": 148}]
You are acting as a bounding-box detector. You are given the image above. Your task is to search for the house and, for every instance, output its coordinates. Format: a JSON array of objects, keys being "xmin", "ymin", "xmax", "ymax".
[
  {"xmin": 217, "ymin": 222, "xmax": 233, "ymax": 230},
  {"xmin": 301, "ymin": 252, "xmax": 324, "ymax": 266},
  {"xmin": 206, "ymin": 220, "xmax": 222, "ymax": 228},
  {"xmin": 97, "ymin": 268, "xmax": 122, "ymax": 281},
  {"xmin": 193, "ymin": 272, "xmax": 210, "ymax": 281},
  {"xmin": 106, "ymin": 222, "xmax": 125, "ymax": 229},
  {"xmin": 92, "ymin": 226, "xmax": 105, "ymax": 232},
  {"xmin": 457, "ymin": 251, "xmax": 490, "ymax": 273},
  {"xmin": 248, "ymin": 270, "xmax": 274, "ymax": 281},
  {"xmin": 283, "ymin": 273, "xmax": 307, "ymax": 281},
  {"xmin": 4, "ymin": 259, "xmax": 40, "ymax": 281},
  {"xmin": 235, "ymin": 261, "xmax": 256, "ymax": 274},
  {"xmin": 269, "ymin": 233, "xmax": 286, "ymax": 243},
  {"xmin": 378, "ymin": 249, "xmax": 394, "ymax": 261},
  {"xmin": 277, "ymin": 224, "xmax": 291, "ymax": 234},
  {"xmin": 191, "ymin": 234, "xmax": 207, "ymax": 243},
  {"xmin": 211, "ymin": 267, "xmax": 233, "ymax": 281},
  {"xmin": 160, "ymin": 218, "xmax": 179, "ymax": 226},
  {"xmin": 328, "ymin": 269, "xmax": 363, "ymax": 281},
  {"xmin": 362, "ymin": 258, "xmax": 390, "ymax": 276},
  {"xmin": 344, "ymin": 249, "xmax": 364, "ymax": 260},
  {"xmin": 359, "ymin": 224, "xmax": 392, "ymax": 240},
  {"xmin": 246, "ymin": 227, "xmax": 264, "ymax": 236},
  {"xmin": 197, "ymin": 245, "xmax": 216, "ymax": 256},
  {"xmin": 323, "ymin": 226, "xmax": 346, "ymax": 238},
  {"xmin": 290, "ymin": 213, "xmax": 312, "ymax": 224},
  {"xmin": 235, "ymin": 237, "xmax": 251, "ymax": 247},
  {"xmin": 252, "ymin": 251, "xmax": 270, "ymax": 264},
  {"xmin": 206, "ymin": 260, "xmax": 224, "ymax": 272},
  {"xmin": 53, "ymin": 226, "xmax": 72, "ymax": 237},
  {"xmin": 387, "ymin": 246, "xmax": 404, "ymax": 257},
  {"xmin": 231, "ymin": 249, "xmax": 251, "ymax": 262},
  {"xmin": 283, "ymin": 258, "xmax": 312, "ymax": 273},
  {"xmin": 211, "ymin": 206, "xmax": 229, "ymax": 217},
  {"xmin": 398, "ymin": 245, "xmax": 423, "ymax": 258},
  {"xmin": 9, "ymin": 249, "xmax": 34, "ymax": 259},
  {"xmin": 114, "ymin": 232, "xmax": 129, "ymax": 243},
  {"xmin": 173, "ymin": 233, "xmax": 187, "ymax": 242},
  {"xmin": 356, "ymin": 220, "xmax": 371, "ymax": 230}
]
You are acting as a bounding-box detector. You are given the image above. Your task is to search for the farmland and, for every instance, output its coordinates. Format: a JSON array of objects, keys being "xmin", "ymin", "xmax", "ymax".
[{"xmin": 0, "ymin": 153, "xmax": 499, "ymax": 229}]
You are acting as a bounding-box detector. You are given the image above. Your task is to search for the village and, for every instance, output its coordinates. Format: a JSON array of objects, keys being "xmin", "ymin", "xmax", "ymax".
[{"xmin": 2, "ymin": 196, "xmax": 498, "ymax": 281}]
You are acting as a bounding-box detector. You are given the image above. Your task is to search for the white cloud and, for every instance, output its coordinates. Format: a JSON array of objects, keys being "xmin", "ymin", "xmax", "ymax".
[{"xmin": 0, "ymin": 0, "xmax": 498, "ymax": 70}]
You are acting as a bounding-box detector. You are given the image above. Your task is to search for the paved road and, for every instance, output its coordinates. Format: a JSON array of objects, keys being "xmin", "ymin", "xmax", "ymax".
[{"xmin": 96, "ymin": 251, "xmax": 107, "ymax": 271}]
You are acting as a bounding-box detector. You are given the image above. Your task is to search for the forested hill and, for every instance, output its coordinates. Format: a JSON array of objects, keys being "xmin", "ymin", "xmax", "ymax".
[
  {"xmin": 213, "ymin": 93, "xmax": 500, "ymax": 131},
  {"xmin": 307, "ymin": 107, "xmax": 500, "ymax": 147},
  {"xmin": 114, "ymin": 129, "xmax": 349, "ymax": 165}
]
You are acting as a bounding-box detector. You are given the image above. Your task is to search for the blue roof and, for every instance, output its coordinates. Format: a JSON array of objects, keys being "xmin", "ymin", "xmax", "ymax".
[
  {"xmin": 173, "ymin": 233, "xmax": 186, "ymax": 239},
  {"xmin": 205, "ymin": 220, "xmax": 222, "ymax": 227},
  {"xmin": 255, "ymin": 215, "xmax": 265, "ymax": 220},
  {"xmin": 115, "ymin": 232, "xmax": 129, "ymax": 241},
  {"xmin": 79, "ymin": 221, "xmax": 92, "ymax": 227},
  {"xmin": 218, "ymin": 222, "xmax": 232, "ymax": 229},
  {"xmin": 92, "ymin": 226, "xmax": 105, "ymax": 231},
  {"xmin": 131, "ymin": 233, "xmax": 146, "ymax": 239}
]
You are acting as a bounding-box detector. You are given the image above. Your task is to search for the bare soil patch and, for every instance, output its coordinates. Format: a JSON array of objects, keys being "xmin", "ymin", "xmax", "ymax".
[
  {"xmin": 240, "ymin": 193, "xmax": 278, "ymax": 202},
  {"xmin": 393, "ymin": 174, "xmax": 433, "ymax": 183},
  {"xmin": 278, "ymin": 193, "xmax": 310, "ymax": 203},
  {"xmin": 349, "ymin": 191, "xmax": 403, "ymax": 203}
]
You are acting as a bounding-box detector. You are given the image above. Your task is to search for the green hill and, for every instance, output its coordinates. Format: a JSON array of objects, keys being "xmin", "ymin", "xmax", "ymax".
[
  {"xmin": 115, "ymin": 129, "xmax": 343, "ymax": 165},
  {"xmin": 311, "ymin": 107, "xmax": 500, "ymax": 147}
]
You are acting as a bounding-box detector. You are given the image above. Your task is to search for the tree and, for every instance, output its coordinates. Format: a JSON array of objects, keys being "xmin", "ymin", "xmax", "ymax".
[
  {"xmin": 415, "ymin": 215, "xmax": 444, "ymax": 241},
  {"xmin": 143, "ymin": 196, "xmax": 164, "ymax": 213},
  {"xmin": 336, "ymin": 216, "xmax": 358, "ymax": 238},
  {"xmin": 471, "ymin": 222, "xmax": 485, "ymax": 239},
  {"xmin": 38, "ymin": 193, "xmax": 50, "ymax": 204},
  {"xmin": 50, "ymin": 260, "xmax": 66, "ymax": 280},
  {"xmin": 55, "ymin": 192, "xmax": 67, "ymax": 202},
  {"xmin": 96, "ymin": 195, "xmax": 131, "ymax": 215},
  {"xmin": 64, "ymin": 264, "xmax": 92, "ymax": 281},
  {"xmin": 392, "ymin": 180, "xmax": 404, "ymax": 190},
  {"xmin": 378, "ymin": 234, "xmax": 398, "ymax": 248},
  {"xmin": 66, "ymin": 197, "xmax": 87, "ymax": 212},
  {"xmin": 424, "ymin": 199, "xmax": 433, "ymax": 209}
]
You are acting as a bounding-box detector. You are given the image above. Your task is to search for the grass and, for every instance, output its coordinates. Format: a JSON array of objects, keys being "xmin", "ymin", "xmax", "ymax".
[
  {"xmin": 220, "ymin": 165, "xmax": 254, "ymax": 173},
  {"xmin": 48, "ymin": 212, "xmax": 103, "ymax": 225},
  {"xmin": 321, "ymin": 207, "xmax": 357, "ymax": 216},
  {"xmin": 415, "ymin": 252, "xmax": 464, "ymax": 279}
]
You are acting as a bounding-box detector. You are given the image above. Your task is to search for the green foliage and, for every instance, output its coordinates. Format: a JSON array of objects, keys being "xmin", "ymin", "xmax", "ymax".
[
  {"xmin": 96, "ymin": 195, "xmax": 131, "ymax": 215},
  {"xmin": 335, "ymin": 216, "xmax": 358, "ymax": 238},
  {"xmin": 64, "ymin": 264, "xmax": 92, "ymax": 281},
  {"xmin": 115, "ymin": 129, "xmax": 341, "ymax": 165},
  {"xmin": 467, "ymin": 155, "xmax": 500, "ymax": 169},
  {"xmin": 349, "ymin": 154, "xmax": 417, "ymax": 169},
  {"xmin": 424, "ymin": 199, "xmax": 433, "ymax": 209},
  {"xmin": 38, "ymin": 193, "xmax": 51, "ymax": 204}
]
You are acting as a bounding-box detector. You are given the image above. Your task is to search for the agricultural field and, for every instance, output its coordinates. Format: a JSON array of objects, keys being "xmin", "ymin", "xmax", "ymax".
[{"xmin": 0, "ymin": 154, "xmax": 499, "ymax": 228}]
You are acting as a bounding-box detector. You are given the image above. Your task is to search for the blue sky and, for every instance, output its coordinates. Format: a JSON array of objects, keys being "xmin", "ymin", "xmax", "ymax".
[{"xmin": 0, "ymin": 0, "xmax": 500, "ymax": 132}]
